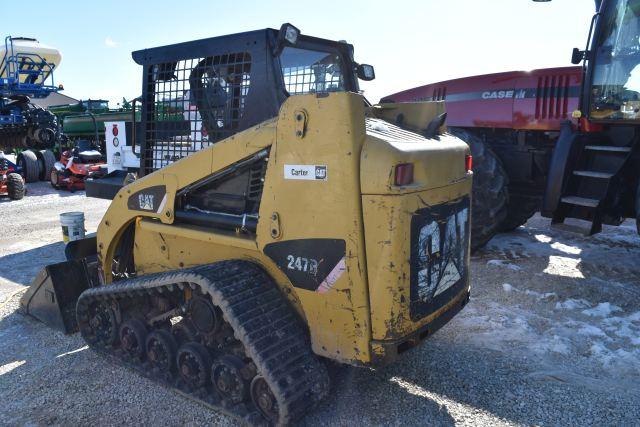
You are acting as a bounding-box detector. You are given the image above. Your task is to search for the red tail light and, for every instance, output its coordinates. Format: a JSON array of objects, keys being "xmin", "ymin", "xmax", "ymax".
[
  {"xmin": 394, "ymin": 163, "xmax": 414, "ymax": 186},
  {"xmin": 465, "ymin": 155, "xmax": 473, "ymax": 172}
]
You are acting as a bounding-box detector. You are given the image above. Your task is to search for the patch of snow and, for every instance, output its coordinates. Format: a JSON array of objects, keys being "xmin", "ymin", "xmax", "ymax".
[
  {"xmin": 576, "ymin": 324, "xmax": 608, "ymax": 338},
  {"xmin": 534, "ymin": 234, "xmax": 553, "ymax": 243},
  {"xmin": 502, "ymin": 283, "xmax": 515, "ymax": 292},
  {"xmin": 487, "ymin": 259, "xmax": 522, "ymax": 271},
  {"xmin": 550, "ymin": 241, "xmax": 582, "ymax": 255},
  {"xmin": 542, "ymin": 335, "xmax": 571, "ymax": 355},
  {"xmin": 628, "ymin": 311, "xmax": 640, "ymax": 322},
  {"xmin": 582, "ymin": 302, "xmax": 623, "ymax": 318},
  {"xmin": 555, "ymin": 298, "xmax": 591, "ymax": 310},
  {"xmin": 524, "ymin": 289, "xmax": 557, "ymax": 301},
  {"xmin": 0, "ymin": 360, "xmax": 25, "ymax": 375},
  {"xmin": 543, "ymin": 256, "xmax": 584, "ymax": 278}
]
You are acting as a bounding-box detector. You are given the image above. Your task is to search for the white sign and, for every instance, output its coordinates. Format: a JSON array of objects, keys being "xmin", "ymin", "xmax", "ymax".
[
  {"xmin": 105, "ymin": 121, "xmax": 127, "ymax": 173},
  {"xmin": 284, "ymin": 164, "xmax": 327, "ymax": 181}
]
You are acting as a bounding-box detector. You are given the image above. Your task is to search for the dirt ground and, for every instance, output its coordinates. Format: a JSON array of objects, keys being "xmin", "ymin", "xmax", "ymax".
[{"xmin": 1, "ymin": 182, "xmax": 639, "ymax": 426}]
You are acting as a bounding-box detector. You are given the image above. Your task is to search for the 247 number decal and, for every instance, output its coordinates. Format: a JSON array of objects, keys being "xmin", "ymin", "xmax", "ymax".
[{"xmin": 286, "ymin": 255, "xmax": 319, "ymax": 275}]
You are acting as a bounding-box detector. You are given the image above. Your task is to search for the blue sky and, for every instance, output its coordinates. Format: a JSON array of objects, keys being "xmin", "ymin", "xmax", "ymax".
[{"xmin": 4, "ymin": 0, "xmax": 595, "ymax": 106}]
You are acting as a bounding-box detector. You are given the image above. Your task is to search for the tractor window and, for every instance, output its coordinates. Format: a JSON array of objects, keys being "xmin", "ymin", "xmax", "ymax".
[
  {"xmin": 590, "ymin": 0, "xmax": 640, "ymax": 120},
  {"xmin": 143, "ymin": 52, "xmax": 252, "ymax": 174},
  {"xmin": 279, "ymin": 47, "xmax": 345, "ymax": 95},
  {"xmin": 83, "ymin": 100, "xmax": 109, "ymax": 111}
]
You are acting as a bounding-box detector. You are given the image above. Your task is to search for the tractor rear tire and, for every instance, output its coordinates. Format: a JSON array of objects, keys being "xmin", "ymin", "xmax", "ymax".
[
  {"xmin": 449, "ymin": 128, "xmax": 509, "ymax": 252},
  {"xmin": 6, "ymin": 173, "xmax": 25, "ymax": 200},
  {"xmin": 17, "ymin": 150, "xmax": 40, "ymax": 183},
  {"xmin": 37, "ymin": 149, "xmax": 56, "ymax": 181},
  {"xmin": 499, "ymin": 194, "xmax": 539, "ymax": 232}
]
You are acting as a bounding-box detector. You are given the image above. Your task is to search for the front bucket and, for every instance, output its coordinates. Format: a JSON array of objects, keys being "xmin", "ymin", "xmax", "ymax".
[{"xmin": 19, "ymin": 260, "xmax": 91, "ymax": 334}]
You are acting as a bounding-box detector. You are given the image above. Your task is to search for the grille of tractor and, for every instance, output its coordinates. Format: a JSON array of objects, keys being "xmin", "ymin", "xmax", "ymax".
[
  {"xmin": 142, "ymin": 52, "xmax": 252, "ymax": 175},
  {"xmin": 535, "ymin": 74, "xmax": 571, "ymax": 120}
]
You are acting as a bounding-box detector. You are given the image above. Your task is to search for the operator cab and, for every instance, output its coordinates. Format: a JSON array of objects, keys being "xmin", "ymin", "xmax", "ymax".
[
  {"xmin": 88, "ymin": 23, "xmax": 376, "ymax": 201},
  {"xmin": 582, "ymin": 0, "xmax": 640, "ymax": 122}
]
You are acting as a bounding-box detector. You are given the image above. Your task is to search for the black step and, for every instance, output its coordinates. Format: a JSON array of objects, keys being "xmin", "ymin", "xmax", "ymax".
[
  {"xmin": 584, "ymin": 145, "xmax": 632, "ymax": 153},
  {"xmin": 572, "ymin": 170, "xmax": 614, "ymax": 179},
  {"xmin": 560, "ymin": 196, "xmax": 599, "ymax": 208}
]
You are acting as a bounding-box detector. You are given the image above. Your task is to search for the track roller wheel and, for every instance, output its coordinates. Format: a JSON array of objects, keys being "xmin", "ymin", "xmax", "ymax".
[
  {"xmin": 177, "ymin": 342, "xmax": 212, "ymax": 390},
  {"xmin": 119, "ymin": 318, "xmax": 148, "ymax": 360},
  {"xmin": 84, "ymin": 302, "xmax": 119, "ymax": 347},
  {"xmin": 172, "ymin": 319, "xmax": 198, "ymax": 344},
  {"xmin": 146, "ymin": 330, "xmax": 178, "ymax": 372},
  {"xmin": 250, "ymin": 375, "xmax": 279, "ymax": 423},
  {"xmin": 188, "ymin": 296, "xmax": 222, "ymax": 336},
  {"xmin": 211, "ymin": 355, "xmax": 251, "ymax": 404}
]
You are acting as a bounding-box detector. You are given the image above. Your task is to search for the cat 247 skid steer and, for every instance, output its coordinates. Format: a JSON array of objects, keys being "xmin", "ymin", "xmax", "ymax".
[{"xmin": 20, "ymin": 24, "xmax": 472, "ymax": 425}]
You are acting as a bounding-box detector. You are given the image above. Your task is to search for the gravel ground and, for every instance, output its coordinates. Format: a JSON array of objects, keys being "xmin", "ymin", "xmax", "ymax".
[{"xmin": 1, "ymin": 182, "xmax": 639, "ymax": 426}]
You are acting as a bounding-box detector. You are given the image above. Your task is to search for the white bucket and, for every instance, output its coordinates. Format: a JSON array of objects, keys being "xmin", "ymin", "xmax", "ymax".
[{"xmin": 60, "ymin": 212, "xmax": 85, "ymax": 243}]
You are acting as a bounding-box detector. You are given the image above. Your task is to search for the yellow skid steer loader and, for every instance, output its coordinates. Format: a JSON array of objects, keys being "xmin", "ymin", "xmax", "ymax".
[{"xmin": 20, "ymin": 24, "xmax": 472, "ymax": 425}]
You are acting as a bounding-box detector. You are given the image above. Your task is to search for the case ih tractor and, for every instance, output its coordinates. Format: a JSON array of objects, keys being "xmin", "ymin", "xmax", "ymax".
[{"xmin": 384, "ymin": 0, "xmax": 640, "ymax": 247}]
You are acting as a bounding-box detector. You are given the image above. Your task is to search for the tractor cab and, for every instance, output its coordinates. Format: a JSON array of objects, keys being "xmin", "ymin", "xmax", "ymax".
[
  {"xmin": 583, "ymin": 0, "xmax": 640, "ymax": 122},
  {"xmin": 542, "ymin": 0, "xmax": 640, "ymax": 235},
  {"xmin": 87, "ymin": 24, "xmax": 375, "ymax": 198}
]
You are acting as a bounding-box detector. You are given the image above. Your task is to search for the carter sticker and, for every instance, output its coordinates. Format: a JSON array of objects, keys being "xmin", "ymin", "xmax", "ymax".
[{"xmin": 284, "ymin": 164, "xmax": 327, "ymax": 181}]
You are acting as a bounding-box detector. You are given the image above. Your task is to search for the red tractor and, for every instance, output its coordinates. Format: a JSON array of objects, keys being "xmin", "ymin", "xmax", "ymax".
[
  {"xmin": 0, "ymin": 153, "xmax": 25, "ymax": 200},
  {"xmin": 50, "ymin": 140, "xmax": 106, "ymax": 192},
  {"xmin": 383, "ymin": 66, "xmax": 583, "ymax": 249},
  {"xmin": 384, "ymin": 0, "xmax": 640, "ymax": 248}
]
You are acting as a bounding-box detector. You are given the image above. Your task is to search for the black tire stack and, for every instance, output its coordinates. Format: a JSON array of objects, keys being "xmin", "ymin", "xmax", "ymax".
[
  {"xmin": 17, "ymin": 150, "xmax": 40, "ymax": 183},
  {"xmin": 17, "ymin": 149, "xmax": 57, "ymax": 183},
  {"xmin": 36, "ymin": 149, "xmax": 56, "ymax": 181}
]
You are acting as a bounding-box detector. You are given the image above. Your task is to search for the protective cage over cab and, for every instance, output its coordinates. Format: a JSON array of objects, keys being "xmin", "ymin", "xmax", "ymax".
[{"xmin": 88, "ymin": 24, "xmax": 369, "ymax": 196}]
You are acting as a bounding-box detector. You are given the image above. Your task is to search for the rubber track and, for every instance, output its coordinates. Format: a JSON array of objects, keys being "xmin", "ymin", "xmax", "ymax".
[{"xmin": 76, "ymin": 260, "xmax": 329, "ymax": 426}]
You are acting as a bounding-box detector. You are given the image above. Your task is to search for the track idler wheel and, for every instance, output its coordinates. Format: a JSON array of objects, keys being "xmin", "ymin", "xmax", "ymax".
[
  {"xmin": 85, "ymin": 302, "xmax": 119, "ymax": 347},
  {"xmin": 250, "ymin": 375, "xmax": 280, "ymax": 423},
  {"xmin": 211, "ymin": 355, "xmax": 251, "ymax": 404},
  {"xmin": 119, "ymin": 319, "xmax": 148, "ymax": 360},
  {"xmin": 146, "ymin": 330, "xmax": 178, "ymax": 373},
  {"xmin": 177, "ymin": 342, "xmax": 212, "ymax": 390},
  {"xmin": 188, "ymin": 296, "xmax": 222, "ymax": 336}
]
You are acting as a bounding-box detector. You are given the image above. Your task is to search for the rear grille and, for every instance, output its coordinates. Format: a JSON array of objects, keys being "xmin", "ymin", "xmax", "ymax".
[
  {"xmin": 409, "ymin": 197, "xmax": 470, "ymax": 321},
  {"xmin": 535, "ymin": 74, "xmax": 570, "ymax": 120}
]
